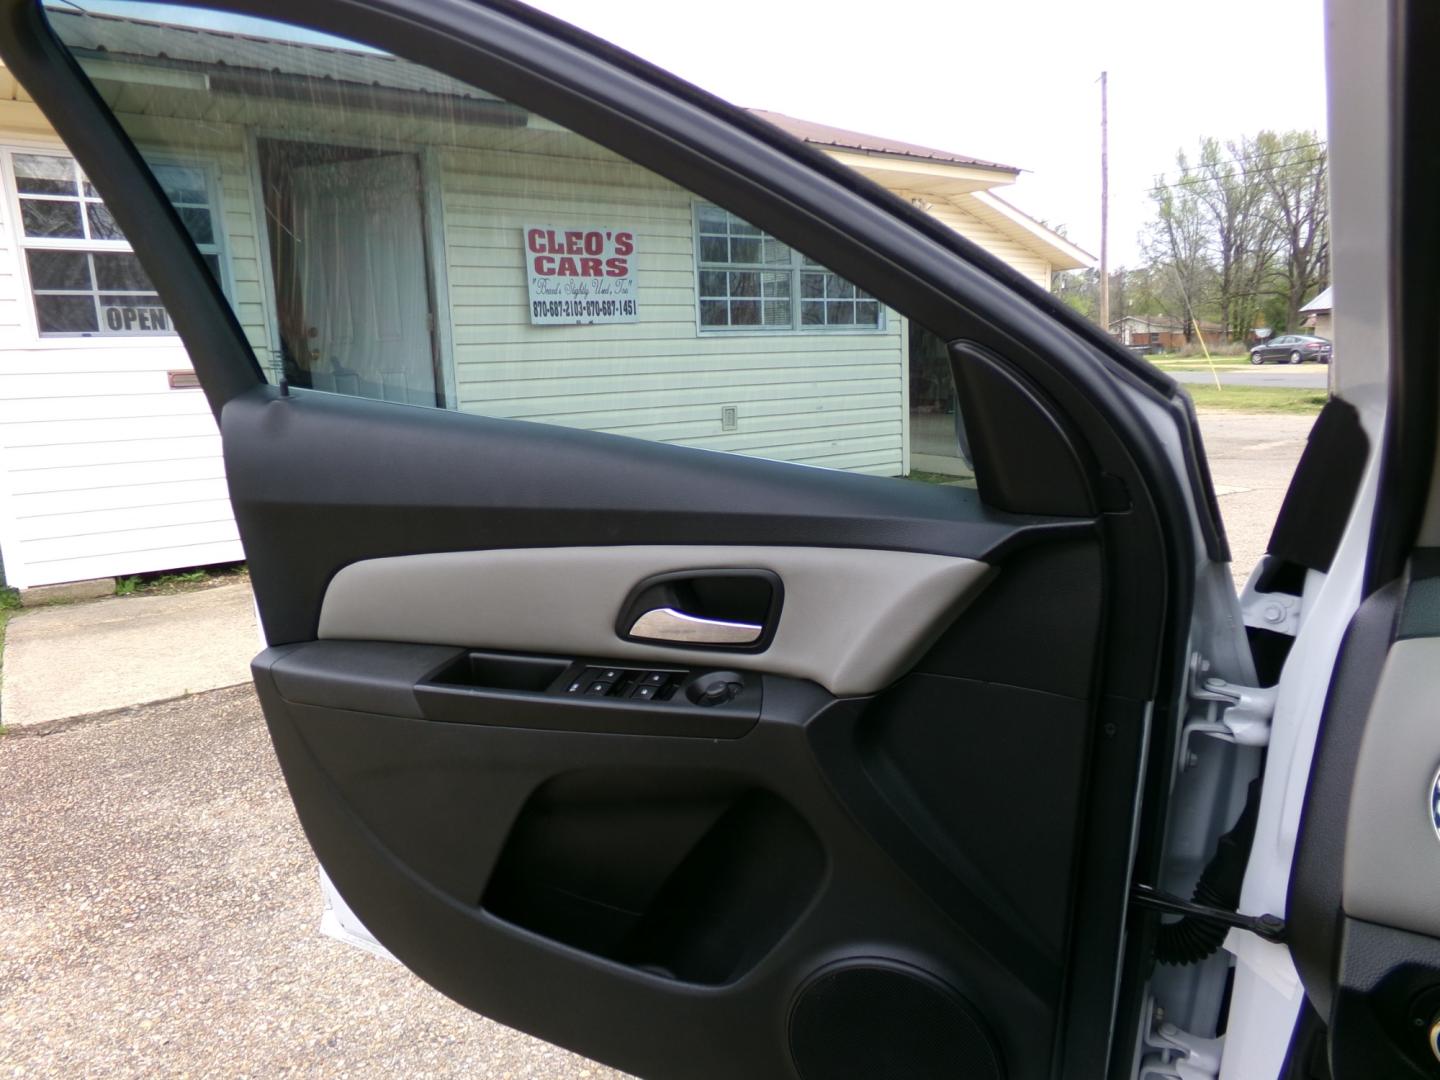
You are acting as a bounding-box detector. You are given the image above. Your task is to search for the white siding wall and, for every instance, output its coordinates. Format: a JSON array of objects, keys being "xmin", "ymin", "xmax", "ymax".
[{"xmin": 0, "ymin": 127, "xmax": 248, "ymax": 589}]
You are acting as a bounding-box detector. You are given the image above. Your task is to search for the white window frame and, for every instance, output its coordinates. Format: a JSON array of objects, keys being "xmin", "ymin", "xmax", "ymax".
[
  {"xmin": 692, "ymin": 201, "xmax": 887, "ymax": 335},
  {"xmin": 244, "ymin": 127, "xmax": 457, "ymax": 407},
  {"xmin": 1, "ymin": 143, "xmax": 231, "ymax": 344}
]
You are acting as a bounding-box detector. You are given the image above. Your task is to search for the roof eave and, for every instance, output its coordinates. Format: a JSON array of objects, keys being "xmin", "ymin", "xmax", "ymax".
[{"xmin": 967, "ymin": 190, "xmax": 1095, "ymax": 270}]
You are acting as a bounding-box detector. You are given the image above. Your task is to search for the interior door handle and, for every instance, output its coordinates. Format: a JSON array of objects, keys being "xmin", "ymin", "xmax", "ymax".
[{"xmin": 627, "ymin": 607, "xmax": 763, "ymax": 645}]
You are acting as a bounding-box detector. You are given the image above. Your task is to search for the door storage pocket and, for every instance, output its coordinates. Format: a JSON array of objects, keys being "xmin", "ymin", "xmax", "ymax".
[{"xmin": 482, "ymin": 767, "xmax": 823, "ymax": 985}]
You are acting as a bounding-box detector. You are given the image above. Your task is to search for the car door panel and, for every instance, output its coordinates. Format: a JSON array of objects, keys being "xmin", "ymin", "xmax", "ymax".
[
  {"xmin": 225, "ymin": 368, "xmax": 1110, "ymax": 1077},
  {"xmin": 249, "ymin": 580, "xmax": 1097, "ymax": 1080},
  {"xmin": 0, "ymin": 1, "xmax": 1238, "ymax": 1076}
]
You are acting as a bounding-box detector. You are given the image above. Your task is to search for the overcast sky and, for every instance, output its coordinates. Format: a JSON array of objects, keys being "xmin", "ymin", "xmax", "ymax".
[{"xmin": 527, "ymin": 0, "xmax": 1329, "ymax": 270}]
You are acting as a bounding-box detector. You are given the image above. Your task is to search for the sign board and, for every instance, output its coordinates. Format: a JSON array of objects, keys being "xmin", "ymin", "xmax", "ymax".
[
  {"xmin": 524, "ymin": 225, "xmax": 638, "ymax": 325},
  {"xmin": 100, "ymin": 297, "xmax": 173, "ymax": 335}
]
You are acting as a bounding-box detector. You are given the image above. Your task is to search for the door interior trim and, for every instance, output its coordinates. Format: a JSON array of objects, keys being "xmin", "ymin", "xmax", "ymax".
[{"xmin": 317, "ymin": 545, "xmax": 993, "ymax": 696}]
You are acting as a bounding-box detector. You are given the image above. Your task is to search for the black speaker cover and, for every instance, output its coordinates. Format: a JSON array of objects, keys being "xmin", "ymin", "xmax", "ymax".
[{"xmin": 788, "ymin": 959, "xmax": 1003, "ymax": 1079}]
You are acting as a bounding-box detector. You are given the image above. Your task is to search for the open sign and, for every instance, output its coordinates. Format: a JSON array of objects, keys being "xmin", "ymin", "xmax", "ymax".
[
  {"xmin": 99, "ymin": 296, "xmax": 173, "ymax": 334},
  {"xmin": 524, "ymin": 225, "xmax": 639, "ymax": 325}
]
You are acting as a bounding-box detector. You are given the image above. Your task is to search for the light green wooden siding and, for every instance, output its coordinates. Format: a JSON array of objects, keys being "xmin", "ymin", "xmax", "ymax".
[
  {"xmin": 437, "ymin": 141, "xmax": 906, "ymax": 475},
  {"xmin": 101, "ymin": 102, "xmax": 907, "ymax": 475}
]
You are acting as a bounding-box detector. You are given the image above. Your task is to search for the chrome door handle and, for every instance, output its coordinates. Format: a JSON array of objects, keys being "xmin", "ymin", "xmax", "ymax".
[{"xmin": 627, "ymin": 607, "xmax": 763, "ymax": 645}]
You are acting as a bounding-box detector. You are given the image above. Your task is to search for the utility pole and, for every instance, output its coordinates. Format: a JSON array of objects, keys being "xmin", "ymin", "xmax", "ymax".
[{"xmin": 1099, "ymin": 71, "xmax": 1110, "ymax": 335}]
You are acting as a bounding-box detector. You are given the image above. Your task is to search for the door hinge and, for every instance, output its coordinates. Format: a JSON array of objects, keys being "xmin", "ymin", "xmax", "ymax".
[
  {"xmin": 1240, "ymin": 584, "xmax": 1303, "ymax": 637},
  {"xmin": 1238, "ymin": 555, "xmax": 1306, "ymax": 638},
  {"xmin": 1179, "ymin": 653, "xmax": 1277, "ymax": 768},
  {"xmin": 1138, "ymin": 997, "xmax": 1224, "ymax": 1080},
  {"xmin": 1130, "ymin": 882, "xmax": 1287, "ymax": 944}
]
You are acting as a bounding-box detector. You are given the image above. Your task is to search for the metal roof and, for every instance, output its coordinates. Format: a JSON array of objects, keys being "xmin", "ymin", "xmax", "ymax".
[
  {"xmin": 47, "ymin": 8, "xmax": 498, "ymax": 102},
  {"xmin": 747, "ymin": 109, "xmax": 1019, "ymax": 173},
  {"xmin": 50, "ymin": 11, "xmax": 1022, "ymax": 175}
]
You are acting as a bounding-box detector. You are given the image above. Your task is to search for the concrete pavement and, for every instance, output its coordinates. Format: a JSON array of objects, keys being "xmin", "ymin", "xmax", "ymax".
[
  {"xmin": 1195, "ymin": 410, "xmax": 1316, "ymax": 587},
  {"xmin": 1, "ymin": 581, "xmax": 257, "ymax": 731}
]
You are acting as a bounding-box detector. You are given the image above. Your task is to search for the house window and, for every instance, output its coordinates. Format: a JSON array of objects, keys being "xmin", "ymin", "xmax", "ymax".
[
  {"xmin": 6, "ymin": 151, "xmax": 224, "ymax": 337},
  {"xmin": 696, "ymin": 204, "xmax": 882, "ymax": 331}
]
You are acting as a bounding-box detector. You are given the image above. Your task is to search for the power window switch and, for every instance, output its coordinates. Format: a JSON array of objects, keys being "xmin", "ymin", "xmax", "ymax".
[
  {"xmin": 586, "ymin": 681, "xmax": 612, "ymax": 695},
  {"xmin": 581, "ymin": 667, "xmax": 623, "ymax": 683},
  {"xmin": 629, "ymin": 684, "xmax": 658, "ymax": 701},
  {"xmin": 639, "ymin": 671, "xmax": 670, "ymax": 686},
  {"xmin": 564, "ymin": 678, "xmax": 585, "ymax": 694}
]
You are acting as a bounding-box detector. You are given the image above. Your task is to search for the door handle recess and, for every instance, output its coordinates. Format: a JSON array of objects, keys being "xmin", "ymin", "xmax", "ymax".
[{"xmin": 628, "ymin": 607, "xmax": 763, "ymax": 646}]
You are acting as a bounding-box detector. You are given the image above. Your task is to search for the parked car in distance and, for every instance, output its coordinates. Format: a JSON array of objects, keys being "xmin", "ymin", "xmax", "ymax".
[{"xmin": 1249, "ymin": 334, "xmax": 1332, "ymax": 364}]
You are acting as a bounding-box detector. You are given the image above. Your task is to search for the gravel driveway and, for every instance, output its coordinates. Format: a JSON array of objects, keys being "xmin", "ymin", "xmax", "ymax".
[{"xmin": 0, "ymin": 686, "xmax": 626, "ymax": 1079}]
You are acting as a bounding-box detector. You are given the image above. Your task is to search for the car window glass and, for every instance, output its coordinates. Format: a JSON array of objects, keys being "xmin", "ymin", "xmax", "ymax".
[{"xmin": 43, "ymin": 2, "xmax": 975, "ymax": 488}]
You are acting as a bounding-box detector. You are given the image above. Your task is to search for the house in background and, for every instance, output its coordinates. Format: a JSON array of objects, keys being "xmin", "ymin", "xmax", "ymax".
[
  {"xmin": 1109, "ymin": 314, "xmax": 1229, "ymax": 352},
  {"xmin": 0, "ymin": 9, "xmax": 1090, "ymax": 591},
  {"xmin": 1300, "ymin": 286, "xmax": 1333, "ymax": 340}
]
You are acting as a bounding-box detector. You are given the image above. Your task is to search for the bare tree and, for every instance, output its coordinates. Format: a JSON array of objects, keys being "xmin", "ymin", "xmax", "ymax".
[
  {"xmin": 1139, "ymin": 131, "xmax": 1328, "ymax": 339},
  {"xmin": 1189, "ymin": 137, "xmax": 1277, "ymax": 341},
  {"xmin": 1144, "ymin": 170, "xmax": 1214, "ymax": 342}
]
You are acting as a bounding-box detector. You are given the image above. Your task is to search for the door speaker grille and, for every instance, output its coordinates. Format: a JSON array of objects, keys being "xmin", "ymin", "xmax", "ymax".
[{"xmin": 787, "ymin": 959, "xmax": 1003, "ymax": 1080}]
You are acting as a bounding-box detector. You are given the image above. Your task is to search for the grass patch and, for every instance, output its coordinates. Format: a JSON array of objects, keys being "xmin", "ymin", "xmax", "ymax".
[
  {"xmin": 1152, "ymin": 361, "xmax": 1257, "ymax": 373},
  {"xmin": 906, "ymin": 469, "xmax": 976, "ymax": 486},
  {"xmin": 1146, "ymin": 354, "xmax": 1261, "ymax": 373},
  {"xmin": 115, "ymin": 562, "xmax": 247, "ymax": 598},
  {"xmin": 0, "ymin": 585, "xmax": 21, "ymax": 709},
  {"xmin": 1184, "ymin": 385, "xmax": 1328, "ymax": 415}
]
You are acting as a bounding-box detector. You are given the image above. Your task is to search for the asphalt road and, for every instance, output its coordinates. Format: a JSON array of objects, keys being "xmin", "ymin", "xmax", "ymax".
[
  {"xmin": 1170, "ymin": 365, "xmax": 1329, "ymax": 389},
  {"xmin": 0, "ymin": 410, "xmax": 1311, "ymax": 1077}
]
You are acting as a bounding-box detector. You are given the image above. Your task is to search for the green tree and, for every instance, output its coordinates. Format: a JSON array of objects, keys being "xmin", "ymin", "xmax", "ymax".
[
  {"xmin": 1191, "ymin": 136, "xmax": 1276, "ymax": 341},
  {"xmin": 1139, "ymin": 131, "xmax": 1329, "ymax": 337},
  {"xmin": 1251, "ymin": 130, "xmax": 1329, "ymax": 331},
  {"xmin": 1053, "ymin": 267, "xmax": 1098, "ymax": 320}
]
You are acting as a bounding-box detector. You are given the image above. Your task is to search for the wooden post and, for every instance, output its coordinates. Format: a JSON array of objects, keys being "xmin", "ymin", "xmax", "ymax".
[{"xmin": 1099, "ymin": 71, "xmax": 1110, "ymax": 335}]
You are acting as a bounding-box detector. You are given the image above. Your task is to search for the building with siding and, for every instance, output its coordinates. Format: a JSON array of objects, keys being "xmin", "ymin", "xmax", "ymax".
[
  {"xmin": 0, "ymin": 9, "xmax": 1091, "ymax": 590},
  {"xmin": 1300, "ymin": 286, "xmax": 1333, "ymax": 340},
  {"xmin": 1108, "ymin": 314, "xmax": 1230, "ymax": 352}
]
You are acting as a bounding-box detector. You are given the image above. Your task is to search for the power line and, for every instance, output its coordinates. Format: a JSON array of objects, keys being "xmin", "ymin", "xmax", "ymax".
[
  {"xmin": 1151, "ymin": 138, "xmax": 1327, "ymax": 179},
  {"xmin": 1144, "ymin": 156, "xmax": 1328, "ymax": 199},
  {"xmin": 1145, "ymin": 141, "xmax": 1328, "ymax": 191}
]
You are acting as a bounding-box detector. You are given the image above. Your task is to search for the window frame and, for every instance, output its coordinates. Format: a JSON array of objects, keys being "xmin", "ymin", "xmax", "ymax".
[
  {"xmin": 1, "ymin": 142, "xmax": 231, "ymax": 344},
  {"xmin": 691, "ymin": 201, "xmax": 886, "ymax": 336}
]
